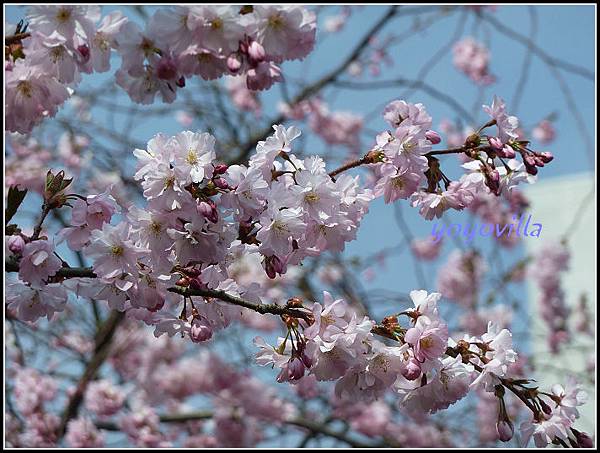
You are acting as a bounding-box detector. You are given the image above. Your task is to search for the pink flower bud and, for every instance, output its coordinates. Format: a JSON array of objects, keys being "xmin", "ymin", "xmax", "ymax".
[
  {"xmin": 501, "ymin": 145, "xmax": 516, "ymax": 159},
  {"xmin": 214, "ymin": 164, "xmax": 228, "ymax": 174},
  {"xmin": 214, "ymin": 177, "xmax": 228, "ymax": 189},
  {"xmin": 538, "ymin": 151, "xmax": 554, "ymax": 163},
  {"xmin": 77, "ymin": 45, "xmax": 90, "ymax": 63},
  {"xmin": 402, "ymin": 358, "xmax": 422, "ymax": 380},
  {"xmin": 156, "ymin": 56, "xmax": 178, "ymax": 80},
  {"xmin": 425, "ymin": 130, "xmax": 442, "ymax": 144},
  {"xmin": 196, "ymin": 200, "xmax": 218, "ymax": 222},
  {"xmin": 496, "ymin": 420, "xmax": 514, "ymax": 442},
  {"xmin": 301, "ymin": 351, "xmax": 313, "ymax": 368},
  {"xmin": 522, "ymin": 154, "xmax": 536, "ymax": 167},
  {"xmin": 264, "ymin": 255, "xmax": 285, "ymax": 279},
  {"xmin": 525, "ymin": 163, "xmax": 538, "ymax": 176},
  {"xmin": 484, "ymin": 167, "xmax": 501, "ymax": 195},
  {"xmin": 8, "ymin": 235, "xmax": 25, "ymax": 255},
  {"xmin": 533, "ymin": 156, "xmax": 545, "ymax": 167},
  {"xmin": 277, "ymin": 357, "xmax": 305, "ymax": 382},
  {"xmin": 246, "ymin": 62, "xmax": 282, "ymax": 91},
  {"xmin": 197, "ymin": 201, "xmax": 213, "ymax": 218},
  {"xmin": 227, "ymin": 53, "xmax": 242, "ymax": 73},
  {"xmin": 489, "ymin": 136, "xmax": 503, "ymax": 151},
  {"xmin": 190, "ymin": 322, "xmax": 212, "ymax": 343},
  {"xmin": 176, "ymin": 76, "xmax": 185, "ymax": 88},
  {"xmin": 247, "ymin": 40, "xmax": 266, "ymax": 64}
]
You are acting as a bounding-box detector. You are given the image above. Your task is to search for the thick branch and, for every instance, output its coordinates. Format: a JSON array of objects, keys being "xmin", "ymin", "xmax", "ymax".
[{"xmin": 57, "ymin": 310, "xmax": 125, "ymax": 437}]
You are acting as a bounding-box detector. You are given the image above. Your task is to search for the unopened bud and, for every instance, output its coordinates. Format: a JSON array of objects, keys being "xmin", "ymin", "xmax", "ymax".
[
  {"xmin": 489, "ymin": 136, "xmax": 503, "ymax": 151},
  {"xmin": 77, "ymin": 44, "xmax": 90, "ymax": 63},
  {"xmin": 264, "ymin": 255, "xmax": 285, "ymax": 279},
  {"xmin": 538, "ymin": 151, "xmax": 554, "ymax": 163},
  {"xmin": 214, "ymin": 177, "xmax": 229, "ymax": 189},
  {"xmin": 8, "ymin": 235, "xmax": 25, "ymax": 255},
  {"xmin": 522, "ymin": 154, "xmax": 536, "ymax": 167},
  {"xmin": 533, "ymin": 156, "xmax": 545, "ymax": 167},
  {"xmin": 501, "ymin": 145, "xmax": 516, "ymax": 159},
  {"xmin": 214, "ymin": 164, "xmax": 229, "ymax": 174},
  {"xmin": 227, "ymin": 53, "xmax": 242, "ymax": 73},
  {"xmin": 247, "ymin": 40, "xmax": 266, "ymax": 64},
  {"xmin": 197, "ymin": 201, "xmax": 212, "ymax": 217},
  {"xmin": 197, "ymin": 201, "xmax": 218, "ymax": 223},
  {"xmin": 402, "ymin": 358, "xmax": 422, "ymax": 381},
  {"xmin": 496, "ymin": 420, "xmax": 514, "ymax": 442},
  {"xmin": 525, "ymin": 163, "xmax": 538, "ymax": 176},
  {"xmin": 425, "ymin": 130, "xmax": 442, "ymax": 144},
  {"xmin": 190, "ymin": 322, "xmax": 213, "ymax": 343}
]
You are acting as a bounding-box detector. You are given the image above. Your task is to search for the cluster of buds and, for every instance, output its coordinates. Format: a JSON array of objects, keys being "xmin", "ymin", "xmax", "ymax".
[
  {"xmin": 227, "ymin": 37, "xmax": 266, "ymax": 73},
  {"xmin": 518, "ymin": 146, "xmax": 554, "ymax": 176}
]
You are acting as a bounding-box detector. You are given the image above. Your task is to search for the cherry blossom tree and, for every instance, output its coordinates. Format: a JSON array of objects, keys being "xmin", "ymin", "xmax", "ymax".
[{"xmin": 4, "ymin": 5, "xmax": 595, "ymax": 448}]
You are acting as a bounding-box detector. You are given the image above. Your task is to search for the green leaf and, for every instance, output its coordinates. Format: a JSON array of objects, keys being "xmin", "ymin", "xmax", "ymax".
[{"xmin": 5, "ymin": 186, "xmax": 28, "ymax": 226}]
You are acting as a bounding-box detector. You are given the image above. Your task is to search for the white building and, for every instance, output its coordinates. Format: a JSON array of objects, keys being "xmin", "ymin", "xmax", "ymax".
[{"xmin": 524, "ymin": 172, "xmax": 596, "ymax": 435}]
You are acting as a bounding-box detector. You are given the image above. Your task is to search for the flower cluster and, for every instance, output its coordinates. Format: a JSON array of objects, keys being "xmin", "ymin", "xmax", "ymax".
[
  {"xmin": 5, "ymin": 91, "xmax": 584, "ymax": 448},
  {"xmin": 280, "ymin": 98, "xmax": 364, "ymax": 153},
  {"xmin": 5, "ymin": 5, "xmax": 316, "ymax": 133},
  {"xmin": 453, "ymin": 37, "xmax": 495, "ymax": 85},
  {"xmin": 530, "ymin": 240, "xmax": 571, "ymax": 352},
  {"xmin": 367, "ymin": 96, "xmax": 553, "ymax": 220},
  {"xmin": 254, "ymin": 290, "xmax": 590, "ymax": 447},
  {"xmin": 6, "ymin": 6, "xmax": 127, "ymax": 133},
  {"xmin": 114, "ymin": 5, "xmax": 315, "ymax": 103}
]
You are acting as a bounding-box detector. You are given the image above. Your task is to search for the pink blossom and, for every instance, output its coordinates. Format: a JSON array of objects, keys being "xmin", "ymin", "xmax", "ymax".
[
  {"xmin": 85, "ymin": 379, "xmax": 125, "ymax": 417},
  {"xmin": 85, "ymin": 222, "xmax": 147, "ymax": 280},
  {"xmin": 532, "ymin": 119, "xmax": 556, "ymax": 144},
  {"xmin": 453, "ymin": 37, "xmax": 495, "ymax": 84},
  {"xmin": 411, "ymin": 236, "xmax": 442, "ymax": 261},
  {"xmin": 483, "ymin": 95, "xmax": 519, "ymax": 144},
  {"xmin": 5, "ymin": 62, "xmax": 70, "ymax": 134},
  {"xmin": 18, "ymin": 240, "xmax": 63, "ymax": 288},
  {"xmin": 65, "ymin": 417, "xmax": 104, "ymax": 448},
  {"xmin": 405, "ymin": 320, "xmax": 448, "ymax": 362}
]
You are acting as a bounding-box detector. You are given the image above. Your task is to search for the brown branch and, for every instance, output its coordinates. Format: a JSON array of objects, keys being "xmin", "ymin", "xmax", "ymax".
[
  {"xmin": 479, "ymin": 11, "xmax": 594, "ymax": 81},
  {"xmin": 30, "ymin": 203, "xmax": 52, "ymax": 241},
  {"xmin": 167, "ymin": 286, "xmax": 312, "ymax": 321},
  {"xmin": 57, "ymin": 310, "xmax": 125, "ymax": 437},
  {"xmin": 5, "ymin": 32, "xmax": 31, "ymax": 46},
  {"xmin": 5, "ymin": 261, "xmax": 311, "ymax": 321}
]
